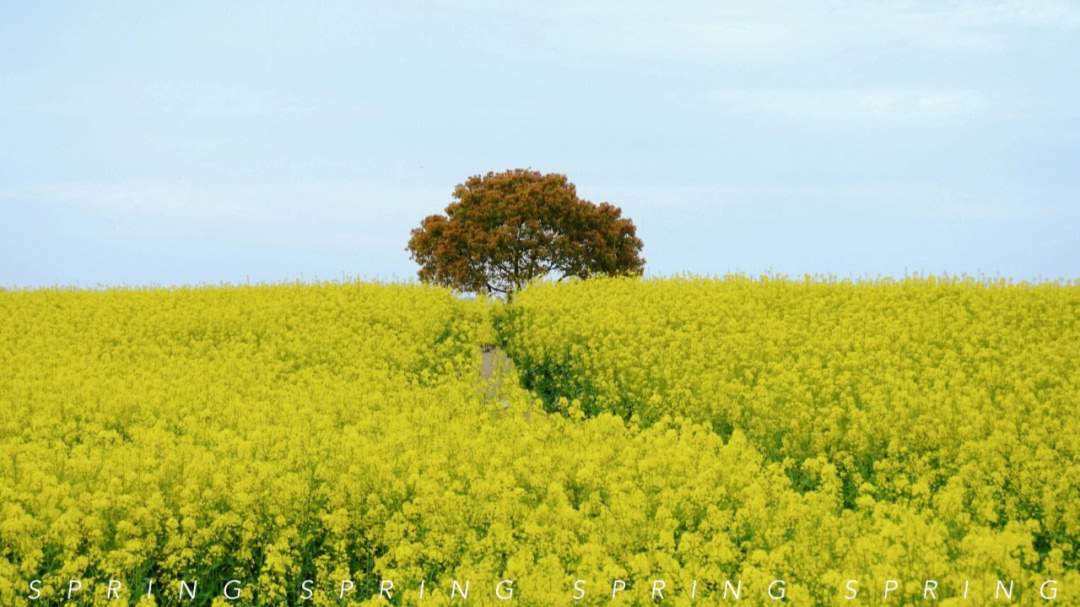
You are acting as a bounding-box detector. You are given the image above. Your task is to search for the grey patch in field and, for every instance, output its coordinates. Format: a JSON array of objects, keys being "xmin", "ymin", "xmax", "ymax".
[{"xmin": 480, "ymin": 344, "xmax": 529, "ymax": 419}]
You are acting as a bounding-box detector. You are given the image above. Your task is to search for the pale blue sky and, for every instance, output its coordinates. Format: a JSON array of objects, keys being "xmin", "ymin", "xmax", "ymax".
[{"xmin": 3, "ymin": 1, "xmax": 1078, "ymax": 288}]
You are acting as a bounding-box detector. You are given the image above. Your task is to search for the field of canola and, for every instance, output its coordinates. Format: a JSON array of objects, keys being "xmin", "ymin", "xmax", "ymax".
[
  {"xmin": 498, "ymin": 276, "xmax": 1080, "ymax": 604},
  {"xmin": 1, "ymin": 277, "xmax": 1078, "ymax": 605}
]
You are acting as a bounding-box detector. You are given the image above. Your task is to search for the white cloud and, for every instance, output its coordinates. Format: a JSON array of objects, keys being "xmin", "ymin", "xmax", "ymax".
[
  {"xmin": 141, "ymin": 81, "xmax": 320, "ymax": 116},
  {"xmin": 948, "ymin": 0, "xmax": 1080, "ymax": 27},
  {"xmin": 2, "ymin": 180, "xmax": 449, "ymax": 220},
  {"xmin": 437, "ymin": 0, "xmax": 1080, "ymax": 71},
  {"xmin": 1, "ymin": 75, "xmax": 372, "ymax": 119},
  {"xmin": 706, "ymin": 87, "xmax": 995, "ymax": 125},
  {"xmin": 577, "ymin": 181, "xmax": 1072, "ymax": 221},
  {"xmin": 1, "ymin": 178, "xmax": 454, "ymax": 254}
]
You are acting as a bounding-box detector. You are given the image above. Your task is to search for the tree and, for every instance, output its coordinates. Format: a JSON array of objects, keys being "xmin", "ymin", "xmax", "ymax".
[{"xmin": 407, "ymin": 169, "xmax": 644, "ymax": 299}]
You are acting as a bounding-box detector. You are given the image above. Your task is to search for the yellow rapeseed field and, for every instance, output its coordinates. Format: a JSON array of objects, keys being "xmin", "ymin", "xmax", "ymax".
[
  {"xmin": 499, "ymin": 275, "xmax": 1080, "ymax": 605},
  {"xmin": 2, "ymin": 277, "xmax": 1078, "ymax": 605}
]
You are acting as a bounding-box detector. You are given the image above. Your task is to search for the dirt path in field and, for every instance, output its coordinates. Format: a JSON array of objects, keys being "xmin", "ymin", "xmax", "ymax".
[
  {"xmin": 480, "ymin": 344, "xmax": 531, "ymax": 420},
  {"xmin": 480, "ymin": 345, "xmax": 506, "ymax": 381},
  {"xmin": 480, "ymin": 345, "xmax": 511, "ymax": 402}
]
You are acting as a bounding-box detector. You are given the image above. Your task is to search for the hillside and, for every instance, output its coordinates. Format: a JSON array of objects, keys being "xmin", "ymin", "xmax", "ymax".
[{"xmin": 2, "ymin": 278, "xmax": 1078, "ymax": 605}]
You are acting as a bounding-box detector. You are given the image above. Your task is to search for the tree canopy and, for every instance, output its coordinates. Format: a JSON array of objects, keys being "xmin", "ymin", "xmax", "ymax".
[{"xmin": 407, "ymin": 169, "xmax": 644, "ymax": 298}]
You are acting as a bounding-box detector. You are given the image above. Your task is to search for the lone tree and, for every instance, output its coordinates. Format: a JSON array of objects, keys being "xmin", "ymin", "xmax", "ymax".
[{"xmin": 407, "ymin": 169, "xmax": 644, "ymax": 299}]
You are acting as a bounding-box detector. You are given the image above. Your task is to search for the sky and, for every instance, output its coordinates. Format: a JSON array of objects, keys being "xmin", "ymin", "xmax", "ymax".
[{"xmin": 2, "ymin": 0, "xmax": 1079, "ymax": 288}]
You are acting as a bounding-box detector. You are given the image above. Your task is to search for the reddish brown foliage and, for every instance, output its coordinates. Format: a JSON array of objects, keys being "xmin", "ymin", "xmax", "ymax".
[{"xmin": 407, "ymin": 169, "xmax": 644, "ymax": 298}]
